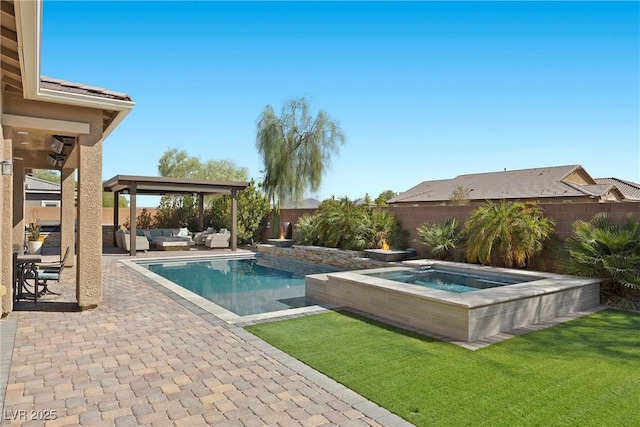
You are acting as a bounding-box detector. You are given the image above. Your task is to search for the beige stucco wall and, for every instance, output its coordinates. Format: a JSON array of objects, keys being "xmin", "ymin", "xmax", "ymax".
[
  {"xmin": 3, "ymin": 92, "xmax": 106, "ymax": 311},
  {"xmin": 1, "ymin": 110, "xmax": 12, "ymax": 315}
]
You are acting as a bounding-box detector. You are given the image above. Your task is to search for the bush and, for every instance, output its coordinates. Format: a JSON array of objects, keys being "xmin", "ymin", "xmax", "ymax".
[
  {"xmin": 416, "ymin": 218, "xmax": 464, "ymax": 260},
  {"xmin": 294, "ymin": 214, "xmax": 321, "ymax": 246},
  {"xmin": 295, "ymin": 197, "xmax": 407, "ymax": 251},
  {"xmin": 464, "ymin": 200, "xmax": 555, "ymax": 268},
  {"xmin": 557, "ymin": 213, "xmax": 640, "ymax": 297}
]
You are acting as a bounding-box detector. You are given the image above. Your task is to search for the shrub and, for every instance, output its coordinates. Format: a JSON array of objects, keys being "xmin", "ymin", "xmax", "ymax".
[
  {"xmin": 298, "ymin": 197, "xmax": 407, "ymax": 251},
  {"xmin": 557, "ymin": 213, "xmax": 640, "ymax": 296},
  {"xmin": 416, "ymin": 218, "xmax": 464, "ymax": 260},
  {"xmin": 464, "ymin": 200, "xmax": 555, "ymax": 268},
  {"xmin": 294, "ymin": 214, "xmax": 321, "ymax": 246}
]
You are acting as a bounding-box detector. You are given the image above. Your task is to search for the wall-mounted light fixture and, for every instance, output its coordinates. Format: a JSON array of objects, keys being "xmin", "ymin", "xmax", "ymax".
[
  {"xmin": 1, "ymin": 160, "xmax": 13, "ymax": 176},
  {"xmin": 50, "ymin": 136, "xmax": 65, "ymax": 154},
  {"xmin": 47, "ymin": 154, "xmax": 66, "ymax": 168}
]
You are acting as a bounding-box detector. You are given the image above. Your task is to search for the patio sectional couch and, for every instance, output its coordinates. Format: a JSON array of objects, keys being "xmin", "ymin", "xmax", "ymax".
[{"xmin": 136, "ymin": 228, "xmax": 193, "ymax": 244}]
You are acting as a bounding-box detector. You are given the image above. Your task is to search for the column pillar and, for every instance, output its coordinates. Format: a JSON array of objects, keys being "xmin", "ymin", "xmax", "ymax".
[
  {"xmin": 113, "ymin": 191, "xmax": 119, "ymax": 248},
  {"xmin": 60, "ymin": 167, "xmax": 75, "ymax": 267},
  {"xmin": 198, "ymin": 193, "xmax": 204, "ymax": 231},
  {"xmin": 76, "ymin": 135, "xmax": 103, "ymax": 309},
  {"xmin": 129, "ymin": 183, "xmax": 137, "ymax": 256},
  {"xmin": 1, "ymin": 129, "xmax": 13, "ymax": 315},
  {"xmin": 231, "ymin": 188, "xmax": 238, "ymax": 251}
]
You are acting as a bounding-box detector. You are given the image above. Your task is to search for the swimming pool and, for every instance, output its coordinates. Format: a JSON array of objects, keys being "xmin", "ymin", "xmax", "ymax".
[
  {"xmin": 136, "ymin": 254, "xmax": 340, "ymax": 316},
  {"xmin": 365, "ymin": 266, "xmax": 534, "ymax": 293}
]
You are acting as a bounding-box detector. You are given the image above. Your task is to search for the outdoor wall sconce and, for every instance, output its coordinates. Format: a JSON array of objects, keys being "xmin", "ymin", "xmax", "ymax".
[
  {"xmin": 50, "ymin": 135, "xmax": 65, "ymax": 154},
  {"xmin": 1, "ymin": 160, "xmax": 13, "ymax": 176}
]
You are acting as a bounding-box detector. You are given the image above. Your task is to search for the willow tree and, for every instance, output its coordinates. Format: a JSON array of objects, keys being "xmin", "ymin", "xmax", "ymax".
[{"xmin": 256, "ymin": 97, "xmax": 345, "ymax": 210}]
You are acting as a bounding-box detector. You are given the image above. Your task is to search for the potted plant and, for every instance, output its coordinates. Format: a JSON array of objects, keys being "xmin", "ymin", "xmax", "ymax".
[{"xmin": 27, "ymin": 221, "xmax": 44, "ymax": 254}]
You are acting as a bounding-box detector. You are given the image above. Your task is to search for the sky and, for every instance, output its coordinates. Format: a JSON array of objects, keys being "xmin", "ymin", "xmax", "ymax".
[{"xmin": 40, "ymin": 1, "xmax": 640, "ymax": 205}]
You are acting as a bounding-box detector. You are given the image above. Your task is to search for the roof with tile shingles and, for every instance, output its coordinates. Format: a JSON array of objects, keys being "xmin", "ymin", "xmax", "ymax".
[
  {"xmin": 389, "ymin": 165, "xmax": 625, "ymax": 204},
  {"xmin": 40, "ymin": 76, "xmax": 132, "ymax": 101},
  {"xmin": 595, "ymin": 178, "xmax": 640, "ymax": 201}
]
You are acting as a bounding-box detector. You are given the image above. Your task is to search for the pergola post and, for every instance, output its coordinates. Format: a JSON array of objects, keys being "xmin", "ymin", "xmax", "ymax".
[
  {"xmin": 231, "ymin": 188, "xmax": 238, "ymax": 251},
  {"xmin": 198, "ymin": 193, "xmax": 205, "ymax": 231},
  {"xmin": 129, "ymin": 183, "xmax": 137, "ymax": 256},
  {"xmin": 113, "ymin": 190, "xmax": 119, "ymax": 248}
]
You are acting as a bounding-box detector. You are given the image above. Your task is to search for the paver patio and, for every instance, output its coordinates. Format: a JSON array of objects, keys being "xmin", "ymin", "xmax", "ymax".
[{"xmin": 1, "ymin": 249, "xmax": 410, "ymax": 426}]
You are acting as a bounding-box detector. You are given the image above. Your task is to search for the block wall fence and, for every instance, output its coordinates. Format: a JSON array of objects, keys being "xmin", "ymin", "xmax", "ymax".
[{"xmin": 261, "ymin": 203, "xmax": 640, "ymax": 254}]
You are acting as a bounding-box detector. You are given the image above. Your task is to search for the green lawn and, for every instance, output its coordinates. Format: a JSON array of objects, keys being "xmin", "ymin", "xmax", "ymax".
[{"xmin": 246, "ymin": 310, "xmax": 640, "ymax": 427}]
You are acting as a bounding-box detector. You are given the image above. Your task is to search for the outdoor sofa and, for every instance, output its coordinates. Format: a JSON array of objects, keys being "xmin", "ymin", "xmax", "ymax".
[
  {"xmin": 116, "ymin": 230, "xmax": 150, "ymax": 252},
  {"xmin": 204, "ymin": 229, "xmax": 231, "ymax": 248}
]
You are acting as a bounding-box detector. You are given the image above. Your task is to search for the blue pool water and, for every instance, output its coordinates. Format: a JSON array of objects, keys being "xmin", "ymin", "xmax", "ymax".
[
  {"xmin": 366, "ymin": 267, "xmax": 532, "ymax": 293},
  {"xmin": 140, "ymin": 255, "xmax": 340, "ymax": 316}
]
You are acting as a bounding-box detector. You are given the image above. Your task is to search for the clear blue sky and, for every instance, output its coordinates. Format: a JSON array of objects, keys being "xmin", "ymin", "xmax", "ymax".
[{"xmin": 41, "ymin": 1, "xmax": 640, "ymax": 203}]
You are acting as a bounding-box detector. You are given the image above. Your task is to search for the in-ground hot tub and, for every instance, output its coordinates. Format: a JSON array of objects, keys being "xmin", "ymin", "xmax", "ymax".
[{"xmin": 305, "ymin": 260, "xmax": 600, "ymax": 342}]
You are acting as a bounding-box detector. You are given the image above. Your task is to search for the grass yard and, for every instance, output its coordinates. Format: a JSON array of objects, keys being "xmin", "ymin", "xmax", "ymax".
[{"xmin": 246, "ymin": 309, "xmax": 640, "ymax": 427}]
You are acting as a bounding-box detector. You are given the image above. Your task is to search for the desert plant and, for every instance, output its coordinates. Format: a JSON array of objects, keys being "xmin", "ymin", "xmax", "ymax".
[
  {"xmin": 28, "ymin": 221, "xmax": 41, "ymax": 241},
  {"xmin": 557, "ymin": 213, "xmax": 640, "ymax": 294},
  {"xmin": 294, "ymin": 214, "xmax": 321, "ymax": 246},
  {"xmin": 315, "ymin": 197, "xmax": 370, "ymax": 250},
  {"xmin": 464, "ymin": 200, "xmax": 555, "ymax": 267},
  {"xmin": 416, "ymin": 218, "xmax": 464, "ymax": 260},
  {"xmin": 368, "ymin": 208, "xmax": 407, "ymax": 249}
]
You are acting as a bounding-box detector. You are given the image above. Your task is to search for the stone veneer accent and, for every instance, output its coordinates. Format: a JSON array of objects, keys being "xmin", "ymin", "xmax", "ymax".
[{"xmin": 256, "ymin": 244, "xmax": 392, "ymax": 270}]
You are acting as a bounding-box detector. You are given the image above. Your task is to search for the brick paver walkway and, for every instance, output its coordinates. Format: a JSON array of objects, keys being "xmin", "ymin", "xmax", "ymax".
[{"xmin": 2, "ymin": 250, "xmax": 410, "ymax": 426}]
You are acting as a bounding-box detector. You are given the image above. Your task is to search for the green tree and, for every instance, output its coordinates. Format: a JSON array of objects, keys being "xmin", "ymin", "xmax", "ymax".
[
  {"xmin": 156, "ymin": 148, "xmax": 249, "ymax": 230},
  {"xmin": 207, "ymin": 179, "xmax": 271, "ymax": 245},
  {"xmin": 158, "ymin": 148, "xmax": 248, "ymax": 181},
  {"xmin": 464, "ymin": 200, "xmax": 555, "ymax": 268},
  {"xmin": 375, "ymin": 190, "xmax": 397, "ymax": 206},
  {"xmin": 102, "ymin": 191, "xmax": 128, "ymax": 208},
  {"xmin": 557, "ymin": 213, "xmax": 640, "ymax": 295},
  {"xmin": 32, "ymin": 169, "xmax": 60, "ymax": 183},
  {"xmin": 256, "ymin": 96, "xmax": 345, "ymax": 209}
]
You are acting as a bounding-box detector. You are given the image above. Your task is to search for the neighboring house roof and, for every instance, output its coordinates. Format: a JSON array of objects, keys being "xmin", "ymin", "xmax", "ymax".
[
  {"xmin": 595, "ymin": 178, "xmax": 640, "ymax": 201},
  {"xmin": 25, "ymin": 175, "xmax": 60, "ymax": 194},
  {"xmin": 389, "ymin": 165, "xmax": 626, "ymax": 204}
]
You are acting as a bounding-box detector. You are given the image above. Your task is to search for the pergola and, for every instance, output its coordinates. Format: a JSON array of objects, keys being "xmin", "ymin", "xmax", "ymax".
[{"xmin": 103, "ymin": 175, "xmax": 250, "ymax": 256}]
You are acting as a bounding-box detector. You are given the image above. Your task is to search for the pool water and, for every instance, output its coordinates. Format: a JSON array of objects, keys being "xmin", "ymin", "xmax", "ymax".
[
  {"xmin": 366, "ymin": 267, "xmax": 532, "ymax": 293},
  {"xmin": 142, "ymin": 255, "xmax": 340, "ymax": 316}
]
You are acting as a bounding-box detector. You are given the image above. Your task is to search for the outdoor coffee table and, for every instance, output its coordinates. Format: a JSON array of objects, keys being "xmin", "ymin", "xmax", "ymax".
[{"xmin": 154, "ymin": 237, "xmax": 192, "ymax": 251}]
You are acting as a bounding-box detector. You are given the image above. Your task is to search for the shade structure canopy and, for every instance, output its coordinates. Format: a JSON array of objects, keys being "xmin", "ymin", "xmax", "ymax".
[
  {"xmin": 103, "ymin": 175, "xmax": 250, "ymax": 196},
  {"xmin": 103, "ymin": 175, "xmax": 250, "ymax": 255}
]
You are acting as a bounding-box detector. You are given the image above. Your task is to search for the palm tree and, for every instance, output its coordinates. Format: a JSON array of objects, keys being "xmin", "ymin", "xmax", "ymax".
[
  {"xmin": 256, "ymin": 97, "xmax": 345, "ymax": 210},
  {"xmin": 557, "ymin": 213, "xmax": 640, "ymax": 293},
  {"xmin": 464, "ymin": 200, "xmax": 555, "ymax": 267}
]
